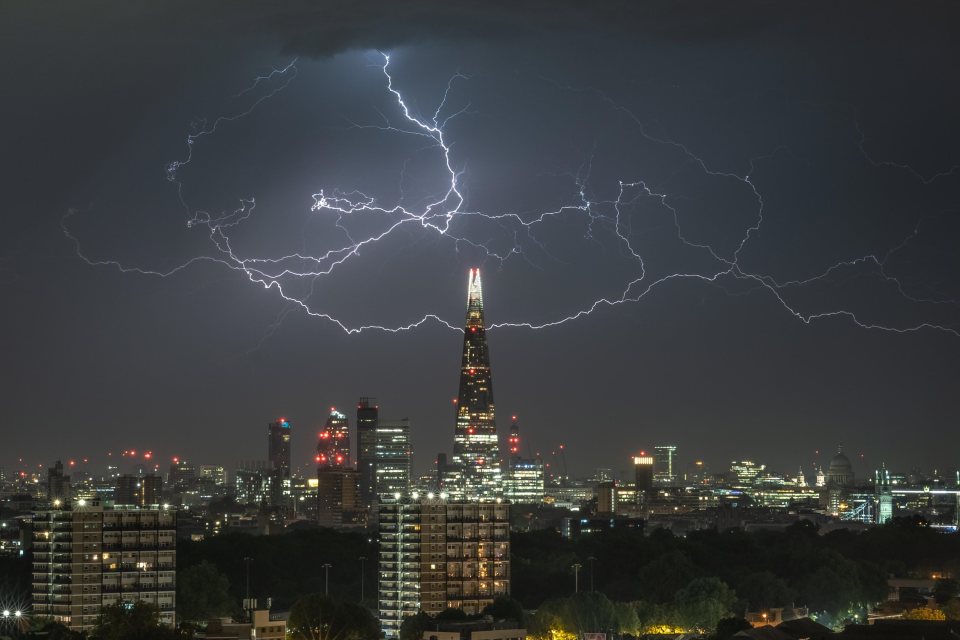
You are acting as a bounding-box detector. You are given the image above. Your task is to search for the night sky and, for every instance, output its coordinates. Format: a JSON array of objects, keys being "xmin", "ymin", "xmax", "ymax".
[{"xmin": 2, "ymin": 1, "xmax": 959, "ymax": 481}]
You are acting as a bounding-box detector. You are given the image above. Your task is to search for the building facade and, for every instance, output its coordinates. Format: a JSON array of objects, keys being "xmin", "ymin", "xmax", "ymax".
[
  {"xmin": 114, "ymin": 474, "xmax": 163, "ymax": 507},
  {"xmin": 317, "ymin": 408, "xmax": 363, "ymax": 527},
  {"xmin": 451, "ymin": 269, "xmax": 503, "ymax": 500},
  {"xmin": 633, "ymin": 453, "xmax": 654, "ymax": 506},
  {"xmin": 267, "ymin": 418, "xmax": 292, "ymax": 478},
  {"xmin": 654, "ymin": 446, "xmax": 677, "ymax": 485},
  {"xmin": 32, "ymin": 503, "xmax": 176, "ymax": 632},
  {"xmin": 376, "ymin": 419, "xmax": 412, "ymax": 499},
  {"xmin": 357, "ymin": 398, "xmax": 380, "ymax": 507},
  {"xmin": 379, "ymin": 495, "xmax": 510, "ymax": 638},
  {"xmin": 504, "ymin": 420, "xmax": 544, "ymax": 504}
]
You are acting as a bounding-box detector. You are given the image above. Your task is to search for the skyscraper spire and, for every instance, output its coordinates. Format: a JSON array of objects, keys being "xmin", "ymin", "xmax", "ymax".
[{"xmin": 451, "ymin": 268, "xmax": 503, "ymax": 499}]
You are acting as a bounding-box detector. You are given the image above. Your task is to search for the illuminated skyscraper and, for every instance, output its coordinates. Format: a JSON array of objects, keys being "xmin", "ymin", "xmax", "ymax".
[
  {"xmin": 504, "ymin": 419, "xmax": 544, "ymax": 504},
  {"xmin": 633, "ymin": 453, "xmax": 654, "ymax": 506},
  {"xmin": 317, "ymin": 409, "xmax": 351, "ymax": 467},
  {"xmin": 451, "ymin": 269, "xmax": 503, "ymax": 499},
  {"xmin": 317, "ymin": 408, "xmax": 363, "ymax": 527},
  {"xmin": 654, "ymin": 445, "xmax": 677, "ymax": 485},
  {"xmin": 376, "ymin": 419, "xmax": 412, "ymax": 498},
  {"xmin": 267, "ymin": 417, "xmax": 293, "ymax": 509}
]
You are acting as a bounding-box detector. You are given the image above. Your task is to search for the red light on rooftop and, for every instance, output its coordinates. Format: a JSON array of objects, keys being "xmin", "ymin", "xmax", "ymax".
[
  {"xmin": 173, "ymin": 456, "xmax": 179, "ymax": 464},
  {"xmin": 69, "ymin": 460, "xmax": 75, "ymax": 466},
  {"xmin": 130, "ymin": 450, "xmax": 136, "ymax": 456},
  {"xmin": 315, "ymin": 455, "xmax": 321, "ymax": 463}
]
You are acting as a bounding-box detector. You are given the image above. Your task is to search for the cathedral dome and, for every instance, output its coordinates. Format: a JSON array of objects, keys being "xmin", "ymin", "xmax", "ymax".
[{"xmin": 826, "ymin": 448, "xmax": 854, "ymax": 487}]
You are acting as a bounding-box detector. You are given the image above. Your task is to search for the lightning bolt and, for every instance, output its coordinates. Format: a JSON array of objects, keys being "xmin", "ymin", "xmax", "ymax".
[{"xmin": 64, "ymin": 52, "xmax": 960, "ymax": 338}]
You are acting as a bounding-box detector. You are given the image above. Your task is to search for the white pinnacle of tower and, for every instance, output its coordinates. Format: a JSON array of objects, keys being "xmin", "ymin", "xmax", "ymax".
[{"xmin": 467, "ymin": 268, "xmax": 483, "ymax": 309}]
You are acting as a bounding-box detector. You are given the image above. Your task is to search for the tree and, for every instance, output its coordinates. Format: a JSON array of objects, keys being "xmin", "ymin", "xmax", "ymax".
[
  {"xmin": 288, "ymin": 594, "xmax": 377, "ymax": 640},
  {"xmin": 483, "ymin": 597, "xmax": 527, "ymax": 627},
  {"xmin": 934, "ymin": 578, "xmax": 960, "ymax": 605},
  {"xmin": 176, "ymin": 560, "xmax": 235, "ymax": 624},
  {"xmin": 712, "ymin": 617, "xmax": 752, "ymax": 640},
  {"xmin": 635, "ymin": 551, "xmax": 698, "ymax": 603},
  {"xmin": 400, "ymin": 611, "xmax": 433, "ymax": 640},
  {"xmin": 943, "ymin": 598, "xmax": 960, "ymax": 621},
  {"xmin": 674, "ymin": 577, "xmax": 737, "ymax": 632},
  {"xmin": 736, "ymin": 571, "xmax": 795, "ymax": 610},
  {"xmin": 92, "ymin": 602, "xmax": 178, "ymax": 640},
  {"xmin": 398, "ymin": 612, "xmax": 433, "ymax": 640},
  {"xmin": 903, "ymin": 607, "xmax": 946, "ymax": 620}
]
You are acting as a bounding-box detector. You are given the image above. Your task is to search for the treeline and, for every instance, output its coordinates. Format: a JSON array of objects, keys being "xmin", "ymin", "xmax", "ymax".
[
  {"xmin": 512, "ymin": 518, "xmax": 960, "ymax": 617},
  {"xmin": 177, "ymin": 527, "xmax": 377, "ymax": 611}
]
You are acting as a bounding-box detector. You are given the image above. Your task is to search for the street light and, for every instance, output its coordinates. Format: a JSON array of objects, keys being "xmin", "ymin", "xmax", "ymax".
[
  {"xmin": 322, "ymin": 563, "xmax": 333, "ymax": 596},
  {"xmin": 359, "ymin": 556, "xmax": 367, "ymax": 602},
  {"xmin": 243, "ymin": 557, "xmax": 253, "ymax": 616},
  {"xmin": 572, "ymin": 563, "xmax": 582, "ymax": 594}
]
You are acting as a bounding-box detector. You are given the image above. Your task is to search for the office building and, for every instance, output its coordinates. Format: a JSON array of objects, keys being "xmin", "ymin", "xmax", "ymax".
[
  {"xmin": 267, "ymin": 418, "xmax": 292, "ymax": 479},
  {"xmin": 451, "ymin": 269, "xmax": 503, "ymax": 499},
  {"xmin": 357, "ymin": 398, "xmax": 379, "ymax": 507},
  {"xmin": 234, "ymin": 462, "xmax": 272, "ymax": 506},
  {"xmin": 317, "ymin": 408, "xmax": 363, "ymax": 528},
  {"xmin": 654, "ymin": 445, "xmax": 677, "ymax": 485},
  {"xmin": 168, "ymin": 459, "xmax": 197, "ymax": 489},
  {"xmin": 375, "ymin": 419, "xmax": 412, "ymax": 499},
  {"xmin": 31, "ymin": 502, "xmax": 176, "ymax": 632},
  {"xmin": 379, "ymin": 494, "xmax": 510, "ymax": 638},
  {"xmin": 114, "ymin": 474, "xmax": 162, "ymax": 507},
  {"xmin": 504, "ymin": 420, "xmax": 544, "ymax": 504},
  {"xmin": 317, "ymin": 409, "xmax": 351, "ymax": 467},
  {"xmin": 633, "ymin": 453, "xmax": 654, "ymax": 505},
  {"xmin": 267, "ymin": 418, "xmax": 292, "ymax": 509}
]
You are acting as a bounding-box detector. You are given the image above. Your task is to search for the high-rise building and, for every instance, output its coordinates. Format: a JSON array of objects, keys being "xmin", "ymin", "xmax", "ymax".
[
  {"xmin": 317, "ymin": 408, "xmax": 363, "ymax": 528},
  {"xmin": 375, "ymin": 419, "xmax": 412, "ymax": 499},
  {"xmin": 168, "ymin": 459, "xmax": 196, "ymax": 489},
  {"xmin": 653, "ymin": 445, "xmax": 677, "ymax": 485},
  {"xmin": 32, "ymin": 502, "xmax": 177, "ymax": 632},
  {"xmin": 730, "ymin": 460, "xmax": 765, "ymax": 489},
  {"xmin": 235, "ymin": 467, "xmax": 273, "ymax": 506},
  {"xmin": 357, "ymin": 398, "xmax": 379, "ymax": 507},
  {"xmin": 47, "ymin": 460, "xmax": 71, "ymax": 506},
  {"xmin": 267, "ymin": 418, "xmax": 292, "ymax": 478},
  {"xmin": 504, "ymin": 420, "xmax": 544, "ymax": 504},
  {"xmin": 379, "ymin": 494, "xmax": 510, "ymax": 638},
  {"xmin": 317, "ymin": 409, "xmax": 351, "ymax": 467},
  {"xmin": 451, "ymin": 269, "xmax": 503, "ymax": 500},
  {"xmin": 267, "ymin": 418, "xmax": 293, "ymax": 509},
  {"xmin": 633, "ymin": 453, "xmax": 654, "ymax": 505},
  {"xmin": 114, "ymin": 474, "xmax": 163, "ymax": 507}
]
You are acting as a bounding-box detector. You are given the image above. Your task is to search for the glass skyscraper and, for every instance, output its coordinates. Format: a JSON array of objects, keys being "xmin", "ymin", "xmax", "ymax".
[{"xmin": 451, "ymin": 269, "xmax": 503, "ymax": 499}]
